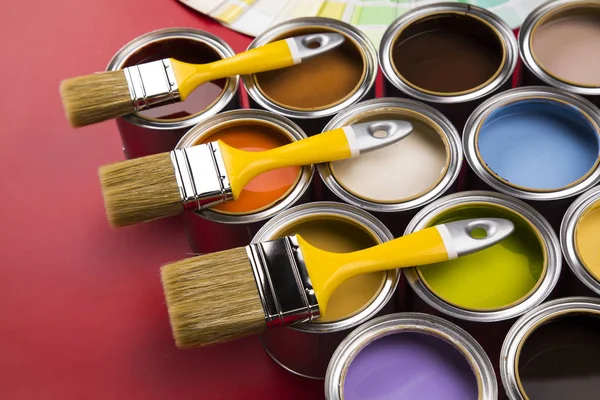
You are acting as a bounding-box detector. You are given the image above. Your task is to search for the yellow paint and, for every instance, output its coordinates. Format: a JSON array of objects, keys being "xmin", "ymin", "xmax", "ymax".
[
  {"xmin": 318, "ymin": 2, "xmax": 346, "ymax": 19},
  {"xmin": 216, "ymin": 4, "xmax": 244, "ymax": 24},
  {"xmin": 299, "ymin": 226, "xmax": 449, "ymax": 317},
  {"xmin": 276, "ymin": 217, "xmax": 385, "ymax": 323},
  {"xmin": 169, "ymin": 39, "xmax": 295, "ymax": 100},
  {"xmin": 417, "ymin": 204, "xmax": 546, "ymax": 311},
  {"xmin": 219, "ymin": 127, "xmax": 350, "ymax": 200},
  {"xmin": 575, "ymin": 201, "xmax": 600, "ymax": 280}
]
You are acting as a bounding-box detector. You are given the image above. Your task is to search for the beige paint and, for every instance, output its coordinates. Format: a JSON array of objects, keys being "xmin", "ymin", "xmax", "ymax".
[
  {"xmin": 330, "ymin": 116, "xmax": 448, "ymax": 202},
  {"xmin": 277, "ymin": 217, "xmax": 385, "ymax": 322},
  {"xmin": 532, "ymin": 12, "xmax": 600, "ymax": 86},
  {"xmin": 575, "ymin": 201, "xmax": 600, "ymax": 281}
]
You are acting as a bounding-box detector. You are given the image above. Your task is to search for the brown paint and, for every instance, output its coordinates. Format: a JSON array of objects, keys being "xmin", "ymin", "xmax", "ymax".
[
  {"xmin": 518, "ymin": 313, "xmax": 600, "ymax": 399},
  {"xmin": 277, "ymin": 217, "xmax": 385, "ymax": 322},
  {"xmin": 254, "ymin": 29, "xmax": 365, "ymax": 110},
  {"xmin": 123, "ymin": 38, "xmax": 227, "ymax": 119},
  {"xmin": 392, "ymin": 14, "xmax": 503, "ymax": 94}
]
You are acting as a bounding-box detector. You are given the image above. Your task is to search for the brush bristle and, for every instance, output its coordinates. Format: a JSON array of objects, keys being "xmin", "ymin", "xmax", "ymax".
[
  {"xmin": 59, "ymin": 70, "xmax": 133, "ymax": 127},
  {"xmin": 99, "ymin": 152, "xmax": 183, "ymax": 227},
  {"xmin": 161, "ymin": 247, "xmax": 266, "ymax": 348}
]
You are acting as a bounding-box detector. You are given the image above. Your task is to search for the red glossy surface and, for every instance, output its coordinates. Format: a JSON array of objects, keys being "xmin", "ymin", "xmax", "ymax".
[{"xmin": 0, "ymin": 0, "xmax": 321, "ymax": 398}]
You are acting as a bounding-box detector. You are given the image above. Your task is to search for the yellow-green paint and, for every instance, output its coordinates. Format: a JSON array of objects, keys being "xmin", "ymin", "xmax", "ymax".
[
  {"xmin": 417, "ymin": 203, "xmax": 546, "ymax": 310},
  {"xmin": 318, "ymin": 1, "xmax": 346, "ymax": 19}
]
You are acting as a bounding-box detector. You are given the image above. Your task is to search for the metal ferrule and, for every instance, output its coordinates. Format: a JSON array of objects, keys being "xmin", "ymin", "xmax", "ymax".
[
  {"xmin": 246, "ymin": 236, "xmax": 320, "ymax": 328},
  {"xmin": 124, "ymin": 59, "xmax": 180, "ymax": 112},
  {"xmin": 170, "ymin": 142, "xmax": 233, "ymax": 210}
]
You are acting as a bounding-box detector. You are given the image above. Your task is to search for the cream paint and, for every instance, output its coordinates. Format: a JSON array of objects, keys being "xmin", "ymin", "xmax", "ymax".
[{"xmin": 330, "ymin": 116, "xmax": 448, "ymax": 202}]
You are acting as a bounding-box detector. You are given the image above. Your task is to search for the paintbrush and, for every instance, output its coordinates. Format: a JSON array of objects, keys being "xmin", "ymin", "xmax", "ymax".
[
  {"xmin": 60, "ymin": 33, "xmax": 345, "ymax": 127},
  {"xmin": 161, "ymin": 217, "xmax": 515, "ymax": 348},
  {"xmin": 99, "ymin": 120, "xmax": 413, "ymax": 227}
]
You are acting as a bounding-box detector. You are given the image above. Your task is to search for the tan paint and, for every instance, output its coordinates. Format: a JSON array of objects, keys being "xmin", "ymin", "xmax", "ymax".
[
  {"xmin": 575, "ymin": 201, "xmax": 600, "ymax": 280},
  {"xmin": 276, "ymin": 216, "xmax": 385, "ymax": 322}
]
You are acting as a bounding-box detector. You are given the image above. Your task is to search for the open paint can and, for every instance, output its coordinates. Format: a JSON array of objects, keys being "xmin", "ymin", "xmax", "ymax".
[
  {"xmin": 176, "ymin": 109, "xmax": 313, "ymax": 254},
  {"xmin": 501, "ymin": 297, "xmax": 600, "ymax": 399},
  {"xmin": 325, "ymin": 313, "xmax": 497, "ymax": 400},
  {"xmin": 379, "ymin": 3, "xmax": 517, "ymax": 129},
  {"xmin": 561, "ymin": 186, "xmax": 600, "ymax": 296},
  {"xmin": 404, "ymin": 190, "xmax": 561, "ymax": 322},
  {"xmin": 317, "ymin": 97, "xmax": 462, "ymax": 236},
  {"xmin": 107, "ymin": 28, "xmax": 240, "ymax": 158},
  {"xmin": 251, "ymin": 202, "xmax": 399, "ymax": 379},
  {"xmin": 519, "ymin": 0, "xmax": 600, "ymax": 107},
  {"xmin": 243, "ymin": 17, "xmax": 377, "ymax": 134},
  {"xmin": 463, "ymin": 86, "xmax": 600, "ymax": 228}
]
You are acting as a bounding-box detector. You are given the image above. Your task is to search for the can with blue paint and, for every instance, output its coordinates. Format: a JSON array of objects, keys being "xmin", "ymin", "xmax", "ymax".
[{"xmin": 463, "ymin": 86, "xmax": 600, "ymax": 228}]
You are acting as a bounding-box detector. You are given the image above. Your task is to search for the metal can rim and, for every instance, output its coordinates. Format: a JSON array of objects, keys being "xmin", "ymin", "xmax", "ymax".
[
  {"xmin": 106, "ymin": 27, "xmax": 240, "ymax": 130},
  {"xmin": 519, "ymin": 0, "xmax": 600, "ymax": 96},
  {"xmin": 242, "ymin": 17, "xmax": 378, "ymax": 120},
  {"xmin": 560, "ymin": 186, "xmax": 600, "ymax": 295},
  {"xmin": 252, "ymin": 201, "xmax": 400, "ymax": 333},
  {"xmin": 325, "ymin": 312, "xmax": 498, "ymax": 400},
  {"xmin": 176, "ymin": 109, "xmax": 314, "ymax": 224},
  {"xmin": 379, "ymin": 3, "xmax": 517, "ymax": 104},
  {"xmin": 500, "ymin": 296, "xmax": 600, "ymax": 399},
  {"xmin": 463, "ymin": 86, "xmax": 600, "ymax": 201},
  {"xmin": 317, "ymin": 97, "xmax": 463, "ymax": 212},
  {"xmin": 404, "ymin": 190, "xmax": 562, "ymax": 322}
]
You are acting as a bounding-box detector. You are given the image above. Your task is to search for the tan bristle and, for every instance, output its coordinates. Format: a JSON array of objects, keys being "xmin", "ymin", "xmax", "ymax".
[
  {"xmin": 161, "ymin": 247, "xmax": 266, "ymax": 348},
  {"xmin": 59, "ymin": 70, "xmax": 133, "ymax": 127},
  {"xmin": 99, "ymin": 152, "xmax": 183, "ymax": 227}
]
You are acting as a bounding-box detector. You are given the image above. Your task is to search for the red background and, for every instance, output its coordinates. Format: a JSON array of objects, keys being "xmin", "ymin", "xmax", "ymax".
[{"xmin": 1, "ymin": 0, "xmax": 324, "ymax": 398}]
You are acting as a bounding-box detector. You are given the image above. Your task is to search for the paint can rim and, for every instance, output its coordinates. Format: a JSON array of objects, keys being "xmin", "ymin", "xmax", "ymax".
[
  {"xmin": 317, "ymin": 97, "xmax": 463, "ymax": 212},
  {"xmin": 175, "ymin": 109, "xmax": 314, "ymax": 224},
  {"xmin": 324, "ymin": 312, "xmax": 498, "ymax": 400},
  {"xmin": 403, "ymin": 190, "xmax": 562, "ymax": 322},
  {"xmin": 106, "ymin": 27, "xmax": 240, "ymax": 130},
  {"xmin": 500, "ymin": 296, "xmax": 600, "ymax": 399},
  {"xmin": 242, "ymin": 17, "xmax": 378, "ymax": 120},
  {"xmin": 560, "ymin": 186, "xmax": 600, "ymax": 295},
  {"xmin": 463, "ymin": 86, "xmax": 600, "ymax": 201},
  {"xmin": 379, "ymin": 3, "xmax": 517, "ymax": 104},
  {"xmin": 519, "ymin": 0, "xmax": 600, "ymax": 95}
]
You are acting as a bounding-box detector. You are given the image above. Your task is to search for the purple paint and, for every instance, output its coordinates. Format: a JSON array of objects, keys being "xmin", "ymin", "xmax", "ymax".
[{"xmin": 343, "ymin": 332, "xmax": 478, "ymax": 399}]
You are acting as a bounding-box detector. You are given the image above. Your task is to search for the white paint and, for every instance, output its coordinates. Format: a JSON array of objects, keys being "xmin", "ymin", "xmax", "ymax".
[
  {"xmin": 436, "ymin": 224, "xmax": 458, "ymax": 260},
  {"xmin": 342, "ymin": 126, "xmax": 360, "ymax": 157},
  {"xmin": 330, "ymin": 118, "xmax": 448, "ymax": 202}
]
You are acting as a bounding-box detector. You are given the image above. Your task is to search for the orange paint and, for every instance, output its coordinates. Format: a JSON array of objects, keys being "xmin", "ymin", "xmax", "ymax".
[{"xmin": 196, "ymin": 123, "xmax": 301, "ymax": 213}]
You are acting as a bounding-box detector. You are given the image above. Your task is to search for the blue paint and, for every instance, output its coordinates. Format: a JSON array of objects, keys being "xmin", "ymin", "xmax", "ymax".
[{"xmin": 477, "ymin": 100, "xmax": 600, "ymax": 190}]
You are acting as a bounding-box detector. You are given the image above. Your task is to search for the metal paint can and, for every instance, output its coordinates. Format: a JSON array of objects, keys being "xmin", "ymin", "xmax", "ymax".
[
  {"xmin": 251, "ymin": 202, "xmax": 400, "ymax": 379},
  {"xmin": 243, "ymin": 17, "xmax": 377, "ymax": 134},
  {"xmin": 316, "ymin": 97, "xmax": 463, "ymax": 236},
  {"xmin": 325, "ymin": 313, "xmax": 497, "ymax": 400},
  {"xmin": 176, "ymin": 109, "xmax": 313, "ymax": 254},
  {"xmin": 560, "ymin": 186, "xmax": 600, "ymax": 296},
  {"xmin": 379, "ymin": 3, "xmax": 517, "ymax": 130},
  {"xmin": 463, "ymin": 86, "xmax": 600, "ymax": 229},
  {"xmin": 501, "ymin": 297, "xmax": 600, "ymax": 399},
  {"xmin": 519, "ymin": 0, "xmax": 600, "ymax": 107},
  {"xmin": 107, "ymin": 28, "xmax": 240, "ymax": 159}
]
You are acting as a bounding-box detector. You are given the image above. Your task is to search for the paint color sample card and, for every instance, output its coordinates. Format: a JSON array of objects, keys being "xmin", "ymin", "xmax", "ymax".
[{"xmin": 179, "ymin": 0, "xmax": 548, "ymax": 46}]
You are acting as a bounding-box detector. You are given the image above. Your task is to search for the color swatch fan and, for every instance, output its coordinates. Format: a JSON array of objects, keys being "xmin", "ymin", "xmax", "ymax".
[{"xmin": 180, "ymin": 0, "xmax": 550, "ymax": 46}]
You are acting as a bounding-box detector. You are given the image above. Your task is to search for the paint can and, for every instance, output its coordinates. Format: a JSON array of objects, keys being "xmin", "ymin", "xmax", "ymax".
[
  {"xmin": 501, "ymin": 296, "xmax": 600, "ymax": 399},
  {"xmin": 519, "ymin": 0, "xmax": 600, "ymax": 107},
  {"xmin": 316, "ymin": 97, "xmax": 463, "ymax": 236},
  {"xmin": 560, "ymin": 186, "xmax": 600, "ymax": 296},
  {"xmin": 325, "ymin": 313, "xmax": 497, "ymax": 400},
  {"xmin": 251, "ymin": 202, "xmax": 400, "ymax": 379},
  {"xmin": 243, "ymin": 17, "xmax": 377, "ymax": 134},
  {"xmin": 463, "ymin": 86, "xmax": 600, "ymax": 229},
  {"xmin": 379, "ymin": 3, "xmax": 517, "ymax": 130},
  {"xmin": 106, "ymin": 28, "xmax": 240, "ymax": 159},
  {"xmin": 176, "ymin": 109, "xmax": 313, "ymax": 254}
]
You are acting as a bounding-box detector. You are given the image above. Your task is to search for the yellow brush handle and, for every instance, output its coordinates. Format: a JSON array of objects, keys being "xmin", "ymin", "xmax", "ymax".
[
  {"xmin": 300, "ymin": 227, "xmax": 449, "ymax": 317},
  {"xmin": 170, "ymin": 40, "xmax": 295, "ymax": 100},
  {"xmin": 219, "ymin": 128, "xmax": 351, "ymax": 199}
]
